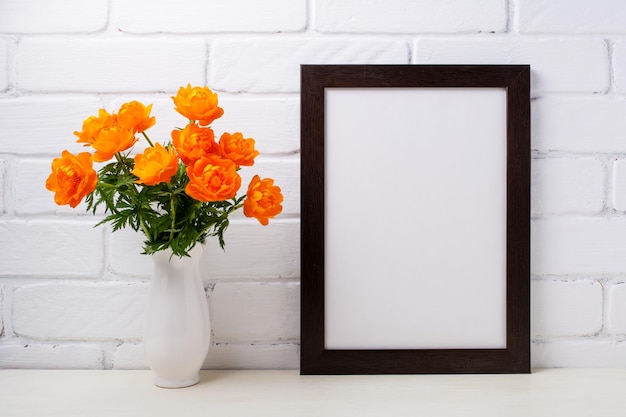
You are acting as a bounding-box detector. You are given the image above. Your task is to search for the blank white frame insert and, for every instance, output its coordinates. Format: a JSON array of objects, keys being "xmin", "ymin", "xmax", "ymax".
[{"xmin": 324, "ymin": 87, "xmax": 508, "ymax": 350}]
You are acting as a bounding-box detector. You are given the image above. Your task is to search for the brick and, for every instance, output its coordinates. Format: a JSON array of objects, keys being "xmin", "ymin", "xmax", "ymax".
[
  {"xmin": 111, "ymin": 95, "xmax": 300, "ymax": 154},
  {"xmin": 611, "ymin": 41, "xmax": 626, "ymax": 94},
  {"xmin": 0, "ymin": 343, "xmax": 103, "ymax": 369},
  {"xmin": 111, "ymin": 343, "xmax": 147, "ymax": 369},
  {"xmin": 17, "ymin": 39, "xmax": 206, "ymax": 92},
  {"xmin": 607, "ymin": 282, "xmax": 626, "ymax": 333},
  {"xmin": 531, "ymin": 279, "xmax": 602, "ymax": 337},
  {"xmin": 0, "ymin": 40, "xmax": 7, "ymax": 90},
  {"xmin": 109, "ymin": 219, "xmax": 300, "ymax": 280},
  {"xmin": 205, "ymin": 219, "xmax": 300, "ymax": 280},
  {"xmin": 612, "ymin": 158, "xmax": 626, "ymax": 211},
  {"xmin": 0, "ymin": 96, "xmax": 103, "ymax": 154},
  {"xmin": 532, "ymin": 97, "xmax": 626, "ymax": 153},
  {"xmin": 113, "ymin": 342, "xmax": 298, "ymax": 369},
  {"xmin": 316, "ymin": 0, "xmax": 506, "ymax": 33},
  {"xmin": 215, "ymin": 96, "xmax": 300, "ymax": 155},
  {"xmin": 415, "ymin": 38, "xmax": 609, "ymax": 94},
  {"xmin": 117, "ymin": 0, "xmax": 306, "ymax": 33},
  {"xmin": 518, "ymin": 0, "xmax": 626, "ymax": 34},
  {"xmin": 0, "ymin": 220, "xmax": 104, "ymax": 277},
  {"xmin": 0, "ymin": 158, "xmax": 6, "ymax": 213},
  {"xmin": 532, "ymin": 218, "xmax": 626, "ymax": 275},
  {"xmin": 13, "ymin": 282, "xmax": 147, "ymax": 340},
  {"xmin": 0, "ymin": 285, "xmax": 3, "ymax": 336},
  {"xmin": 12, "ymin": 159, "xmax": 91, "ymax": 215},
  {"xmin": 210, "ymin": 38, "xmax": 409, "ymax": 93},
  {"xmin": 532, "ymin": 340, "xmax": 626, "ymax": 368},
  {"xmin": 107, "ymin": 230, "xmax": 154, "ymax": 278},
  {"xmin": 211, "ymin": 281, "xmax": 299, "ymax": 343},
  {"xmin": 0, "ymin": 0, "xmax": 107, "ymax": 33},
  {"xmin": 531, "ymin": 158, "xmax": 604, "ymax": 215}
]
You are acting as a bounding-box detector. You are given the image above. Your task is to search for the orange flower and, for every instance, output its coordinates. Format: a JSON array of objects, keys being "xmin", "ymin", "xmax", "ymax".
[
  {"xmin": 45, "ymin": 150, "xmax": 98, "ymax": 208},
  {"xmin": 89, "ymin": 124, "xmax": 137, "ymax": 162},
  {"xmin": 74, "ymin": 109, "xmax": 137, "ymax": 162},
  {"xmin": 171, "ymin": 123, "xmax": 219, "ymax": 165},
  {"xmin": 218, "ymin": 132, "xmax": 259, "ymax": 167},
  {"xmin": 172, "ymin": 84, "xmax": 224, "ymax": 126},
  {"xmin": 243, "ymin": 175, "xmax": 283, "ymax": 226},
  {"xmin": 132, "ymin": 143, "xmax": 179, "ymax": 186},
  {"xmin": 118, "ymin": 101, "xmax": 156, "ymax": 133},
  {"xmin": 185, "ymin": 156, "xmax": 241, "ymax": 202},
  {"xmin": 74, "ymin": 109, "xmax": 115, "ymax": 145}
]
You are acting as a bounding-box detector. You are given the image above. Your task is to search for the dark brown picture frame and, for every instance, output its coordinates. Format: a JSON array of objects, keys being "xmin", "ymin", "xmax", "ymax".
[{"xmin": 300, "ymin": 65, "xmax": 530, "ymax": 374}]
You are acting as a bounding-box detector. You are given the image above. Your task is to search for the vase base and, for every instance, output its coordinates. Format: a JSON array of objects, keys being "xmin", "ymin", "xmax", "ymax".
[{"xmin": 153, "ymin": 374, "xmax": 200, "ymax": 389}]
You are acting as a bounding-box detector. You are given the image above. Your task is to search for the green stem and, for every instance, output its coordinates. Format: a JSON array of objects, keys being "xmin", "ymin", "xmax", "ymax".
[
  {"xmin": 114, "ymin": 152, "xmax": 132, "ymax": 175},
  {"xmin": 230, "ymin": 195, "xmax": 246, "ymax": 214},
  {"xmin": 141, "ymin": 132, "xmax": 154, "ymax": 147},
  {"xmin": 114, "ymin": 152, "xmax": 153, "ymax": 242},
  {"xmin": 168, "ymin": 185, "xmax": 177, "ymax": 244},
  {"xmin": 96, "ymin": 182, "xmax": 117, "ymax": 189}
]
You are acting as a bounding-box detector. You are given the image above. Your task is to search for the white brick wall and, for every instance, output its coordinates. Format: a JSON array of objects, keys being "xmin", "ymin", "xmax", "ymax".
[
  {"xmin": 0, "ymin": 343, "xmax": 104, "ymax": 369},
  {"xmin": 612, "ymin": 41, "xmax": 626, "ymax": 94},
  {"xmin": 12, "ymin": 159, "xmax": 69, "ymax": 215},
  {"xmin": 117, "ymin": 0, "xmax": 307, "ymax": 33},
  {"xmin": 532, "ymin": 97, "xmax": 626, "ymax": 152},
  {"xmin": 12, "ymin": 283, "xmax": 146, "ymax": 340},
  {"xmin": 607, "ymin": 282, "xmax": 626, "ymax": 334},
  {"xmin": 531, "ymin": 280, "xmax": 603, "ymax": 337},
  {"xmin": 210, "ymin": 38, "xmax": 409, "ymax": 93},
  {"xmin": 532, "ymin": 218, "xmax": 626, "ymax": 275},
  {"xmin": 0, "ymin": 40, "xmax": 8, "ymax": 90},
  {"xmin": 517, "ymin": 0, "xmax": 626, "ymax": 34},
  {"xmin": 531, "ymin": 157, "xmax": 604, "ymax": 215},
  {"xmin": 0, "ymin": 221, "xmax": 104, "ymax": 277},
  {"xmin": 0, "ymin": 285, "xmax": 3, "ymax": 337},
  {"xmin": 611, "ymin": 158, "xmax": 626, "ymax": 211},
  {"xmin": 532, "ymin": 340, "xmax": 626, "ymax": 368},
  {"xmin": 0, "ymin": 158, "xmax": 6, "ymax": 213},
  {"xmin": 0, "ymin": 0, "xmax": 108, "ymax": 34},
  {"xmin": 0, "ymin": 97, "xmax": 102, "ymax": 155},
  {"xmin": 1, "ymin": 0, "xmax": 626, "ymax": 370},
  {"xmin": 315, "ymin": 0, "xmax": 507, "ymax": 33},
  {"xmin": 211, "ymin": 282, "xmax": 300, "ymax": 342},
  {"xmin": 215, "ymin": 97, "xmax": 300, "ymax": 154},
  {"xmin": 17, "ymin": 39, "xmax": 206, "ymax": 92},
  {"xmin": 414, "ymin": 38, "xmax": 609, "ymax": 94}
]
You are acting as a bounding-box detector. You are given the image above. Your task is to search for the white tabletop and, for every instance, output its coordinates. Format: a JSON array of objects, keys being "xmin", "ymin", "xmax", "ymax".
[{"xmin": 1, "ymin": 369, "xmax": 625, "ymax": 416}]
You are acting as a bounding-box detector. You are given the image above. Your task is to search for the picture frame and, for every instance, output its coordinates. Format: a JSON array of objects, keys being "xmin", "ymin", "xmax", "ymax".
[{"xmin": 300, "ymin": 65, "xmax": 530, "ymax": 374}]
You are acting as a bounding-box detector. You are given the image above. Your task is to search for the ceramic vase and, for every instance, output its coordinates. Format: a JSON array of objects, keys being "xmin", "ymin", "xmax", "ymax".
[{"xmin": 144, "ymin": 244, "xmax": 210, "ymax": 388}]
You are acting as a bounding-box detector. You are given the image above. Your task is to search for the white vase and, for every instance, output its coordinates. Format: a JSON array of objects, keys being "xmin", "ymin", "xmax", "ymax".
[{"xmin": 143, "ymin": 244, "xmax": 211, "ymax": 388}]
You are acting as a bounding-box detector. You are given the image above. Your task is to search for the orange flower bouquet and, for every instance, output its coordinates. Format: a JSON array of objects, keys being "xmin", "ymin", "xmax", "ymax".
[{"xmin": 46, "ymin": 84, "xmax": 283, "ymax": 257}]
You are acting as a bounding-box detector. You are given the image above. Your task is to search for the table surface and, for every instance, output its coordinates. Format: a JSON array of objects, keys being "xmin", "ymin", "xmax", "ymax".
[{"xmin": 1, "ymin": 369, "xmax": 625, "ymax": 416}]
